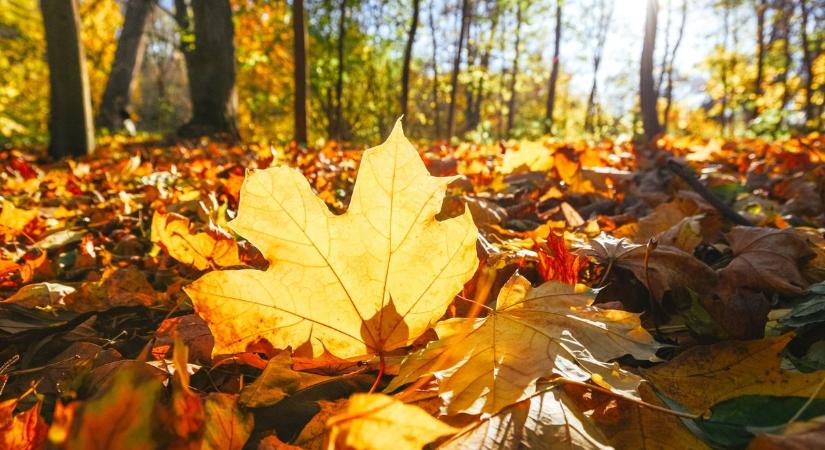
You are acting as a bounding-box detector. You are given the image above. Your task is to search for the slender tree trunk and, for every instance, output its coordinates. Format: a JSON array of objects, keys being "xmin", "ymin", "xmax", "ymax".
[
  {"xmin": 446, "ymin": 0, "xmax": 471, "ymax": 138},
  {"xmin": 401, "ymin": 0, "xmax": 421, "ymax": 119},
  {"xmin": 293, "ymin": 0, "xmax": 308, "ymax": 145},
  {"xmin": 655, "ymin": 0, "xmax": 671, "ymax": 97},
  {"xmin": 466, "ymin": 2, "xmax": 499, "ymax": 131},
  {"xmin": 544, "ymin": 0, "xmax": 562, "ymax": 134},
  {"xmin": 40, "ymin": 0, "xmax": 95, "ymax": 157},
  {"xmin": 662, "ymin": 0, "xmax": 686, "ymax": 130},
  {"xmin": 335, "ymin": 0, "xmax": 346, "ymax": 140},
  {"xmin": 177, "ymin": 0, "xmax": 238, "ymax": 138},
  {"xmin": 799, "ymin": 0, "xmax": 814, "ymax": 127},
  {"xmin": 98, "ymin": 0, "xmax": 152, "ymax": 131},
  {"xmin": 506, "ymin": 2, "xmax": 523, "ymax": 137},
  {"xmin": 777, "ymin": 0, "xmax": 791, "ymax": 131},
  {"xmin": 640, "ymin": 0, "xmax": 662, "ymax": 142},
  {"xmin": 585, "ymin": 0, "xmax": 611, "ymax": 134},
  {"xmin": 429, "ymin": 0, "xmax": 441, "ymax": 138},
  {"xmin": 752, "ymin": 0, "xmax": 766, "ymax": 120}
]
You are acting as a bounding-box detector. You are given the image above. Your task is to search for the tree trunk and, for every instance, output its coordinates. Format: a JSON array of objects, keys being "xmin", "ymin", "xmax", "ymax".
[
  {"xmin": 662, "ymin": 0, "xmax": 686, "ymax": 130},
  {"xmin": 177, "ymin": 0, "xmax": 238, "ymax": 138},
  {"xmin": 40, "ymin": 0, "xmax": 95, "ymax": 158},
  {"xmin": 506, "ymin": 1, "xmax": 523, "ymax": 137},
  {"xmin": 98, "ymin": 0, "xmax": 152, "ymax": 131},
  {"xmin": 466, "ymin": 1, "xmax": 499, "ymax": 131},
  {"xmin": 293, "ymin": 0, "xmax": 308, "ymax": 145},
  {"xmin": 334, "ymin": 0, "xmax": 346, "ymax": 140},
  {"xmin": 752, "ymin": 0, "xmax": 766, "ymax": 120},
  {"xmin": 585, "ymin": 0, "xmax": 611, "ymax": 134},
  {"xmin": 446, "ymin": 0, "xmax": 471, "ymax": 138},
  {"xmin": 640, "ymin": 0, "xmax": 662, "ymax": 142},
  {"xmin": 401, "ymin": 0, "xmax": 421, "ymax": 119},
  {"xmin": 799, "ymin": 0, "xmax": 814, "ymax": 127},
  {"xmin": 429, "ymin": 1, "xmax": 441, "ymax": 138},
  {"xmin": 544, "ymin": 0, "xmax": 562, "ymax": 134},
  {"xmin": 655, "ymin": 0, "xmax": 671, "ymax": 97}
]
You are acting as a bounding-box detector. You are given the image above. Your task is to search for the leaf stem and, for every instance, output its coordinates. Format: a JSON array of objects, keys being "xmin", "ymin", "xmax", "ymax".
[{"xmin": 369, "ymin": 354, "xmax": 385, "ymax": 394}]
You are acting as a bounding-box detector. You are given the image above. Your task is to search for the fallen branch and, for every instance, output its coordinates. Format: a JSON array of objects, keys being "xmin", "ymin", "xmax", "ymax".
[{"xmin": 666, "ymin": 159, "xmax": 752, "ymax": 226}]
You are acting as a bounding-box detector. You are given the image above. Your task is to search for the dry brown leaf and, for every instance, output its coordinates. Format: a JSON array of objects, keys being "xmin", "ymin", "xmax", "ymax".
[
  {"xmin": 151, "ymin": 211, "xmax": 241, "ymax": 270},
  {"xmin": 579, "ymin": 233, "xmax": 718, "ymax": 301},
  {"xmin": 441, "ymin": 386, "xmax": 612, "ymax": 450},
  {"xmin": 643, "ymin": 335, "xmax": 825, "ymax": 415},
  {"xmin": 326, "ymin": 393, "xmax": 457, "ymax": 450},
  {"xmin": 719, "ymin": 226, "xmax": 816, "ymax": 296},
  {"xmin": 185, "ymin": 121, "xmax": 479, "ymax": 359},
  {"xmin": 387, "ymin": 274, "xmax": 662, "ymax": 415}
]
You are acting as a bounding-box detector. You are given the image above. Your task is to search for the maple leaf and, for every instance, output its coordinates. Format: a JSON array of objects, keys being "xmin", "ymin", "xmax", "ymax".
[
  {"xmin": 441, "ymin": 385, "xmax": 612, "ymax": 450},
  {"xmin": 536, "ymin": 232, "xmax": 583, "ymax": 284},
  {"xmin": 387, "ymin": 274, "xmax": 662, "ymax": 415},
  {"xmin": 151, "ymin": 211, "xmax": 241, "ymax": 271},
  {"xmin": 326, "ymin": 393, "xmax": 457, "ymax": 450},
  {"xmin": 185, "ymin": 120, "xmax": 479, "ymax": 359},
  {"xmin": 579, "ymin": 233, "xmax": 717, "ymax": 301}
]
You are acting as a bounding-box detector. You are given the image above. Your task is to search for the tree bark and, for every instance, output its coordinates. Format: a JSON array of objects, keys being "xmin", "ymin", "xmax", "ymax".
[
  {"xmin": 40, "ymin": 0, "xmax": 95, "ymax": 158},
  {"xmin": 466, "ymin": 1, "xmax": 499, "ymax": 131},
  {"xmin": 640, "ymin": 0, "xmax": 662, "ymax": 142},
  {"xmin": 98, "ymin": 0, "xmax": 152, "ymax": 131},
  {"xmin": 334, "ymin": 0, "xmax": 347, "ymax": 140},
  {"xmin": 446, "ymin": 0, "xmax": 471, "ymax": 138},
  {"xmin": 177, "ymin": 0, "xmax": 238, "ymax": 138},
  {"xmin": 544, "ymin": 0, "xmax": 562, "ymax": 134},
  {"xmin": 293, "ymin": 0, "xmax": 308, "ymax": 144},
  {"xmin": 506, "ymin": 1, "xmax": 523, "ymax": 137},
  {"xmin": 401, "ymin": 0, "xmax": 421, "ymax": 119}
]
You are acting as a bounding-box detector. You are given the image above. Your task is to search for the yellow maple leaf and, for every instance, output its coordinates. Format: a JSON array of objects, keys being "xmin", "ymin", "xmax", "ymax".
[
  {"xmin": 326, "ymin": 393, "xmax": 457, "ymax": 450},
  {"xmin": 185, "ymin": 120, "xmax": 479, "ymax": 359},
  {"xmin": 387, "ymin": 274, "xmax": 662, "ymax": 415},
  {"xmin": 151, "ymin": 211, "xmax": 241, "ymax": 270}
]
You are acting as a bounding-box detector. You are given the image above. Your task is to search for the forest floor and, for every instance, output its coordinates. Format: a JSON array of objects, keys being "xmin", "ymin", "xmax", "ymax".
[{"xmin": 1, "ymin": 131, "xmax": 825, "ymax": 449}]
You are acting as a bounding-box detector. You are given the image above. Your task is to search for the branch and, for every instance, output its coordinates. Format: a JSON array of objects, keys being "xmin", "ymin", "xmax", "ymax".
[{"xmin": 666, "ymin": 159, "xmax": 752, "ymax": 226}]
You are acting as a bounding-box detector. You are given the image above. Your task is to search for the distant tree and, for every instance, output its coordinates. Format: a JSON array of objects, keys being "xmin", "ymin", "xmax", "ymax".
[
  {"xmin": 584, "ymin": 0, "xmax": 612, "ymax": 134},
  {"xmin": 799, "ymin": 0, "xmax": 814, "ymax": 128},
  {"xmin": 446, "ymin": 0, "xmax": 471, "ymax": 138},
  {"xmin": 174, "ymin": 0, "xmax": 238, "ymax": 138},
  {"xmin": 506, "ymin": 1, "xmax": 524, "ymax": 137},
  {"xmin": 401, "ymin": 0, "xmax": 420, "ymax": 119},
  {"xmin": 659, "ymin": 0, "xmax": 687, "ymax": 130},
  {"xmin": 98, "ymin": 0, "xmax": 152, "ymax": 132},
  {"xmin": 334, "ymin": 0, "xmax": 347, "ymax": 140},
  {"xmin": 428, "ymin": 0, "xmax": 441, "ymax": 137},
  {"xmin": 544, "ymin": 0, "xmax": 562, "ymax": 134},
  {"xmin": 751, "ymin": 0, "xmax": 767, "ymax": 121},
  {"xmin": 40, "ymin": 0, "xmax": 95, "ymax": 157},
  {"xmin": 640, "ymin": 0, "xmax": 662, "ymax": 142},
  {"xmin": 293, "ymin": 0, "xmax": 308, "ymax": 144}
]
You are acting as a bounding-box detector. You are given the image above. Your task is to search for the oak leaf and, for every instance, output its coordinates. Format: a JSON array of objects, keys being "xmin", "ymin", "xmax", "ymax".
[
  {"xmin": 326, "ymin": 393, "xmax": 457, "ymax": 450},
  {"xmin": 0, "ymin": 396, "xmax": 47, "ymax": 450},
  {"xmin": 643, "ymin": 335, "xmax": 825, "ymax": 415},
  {"xmin": 387, "ymin": 274, "xmax": 662, "ymax": 415},
  {"xmin": 185, "ymin": 120, "xmax": 479, "ymax": 359}
]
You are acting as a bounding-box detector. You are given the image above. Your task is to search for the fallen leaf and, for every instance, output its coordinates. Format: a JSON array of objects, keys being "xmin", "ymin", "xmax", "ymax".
[
  {"xmin": 749, "ymin": 417, "xmax": 825, "ymax": 450},
  {"xmin": 64, "ymin": 266, "xmax": 161, "ymax": 312},
  {"xmin": 0, "ymin": 396, "xmax": 47, "ymax": 450},
  {"xmin": 200, "ymin": 393, "xmax": 254, "ymax": 450},
  {"xmin": 0, "ymin": 200, "xmax": 38, "ymax": 240},
  {"xmin": 441, "ymin": 385, "xmax": 612, "ymax": 450},
  {"xmin": 240, "ymin": 352, "xmax": 301, "ymax": 408},
  {"xmin": 536, "ymin": 232, "xmax": 584, "ymax": 284},
  {"xmin": 326, "ymin": 393, "xmax": 457, "ymax": 450},
  {"xmin": 719, "ymin": 227, "xmax": 816, "ymax": 296},
  {"xmin": 643, "ymin": 335, "xmax": 825, "ymax": 415},
  {"xmin": 579, "ymin": 233, "xmax": 718, "ymax": 301},
  {"xmin": 185, "ymin": 121, "xmax": 479, "ymax": 359},
  {"xmin": 151, "ymin": 211, "xmax": 241, "ymax": 270},
  {"xmin": 387, "ymin": 274, "xmax": 662, "ymax": 415}
]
